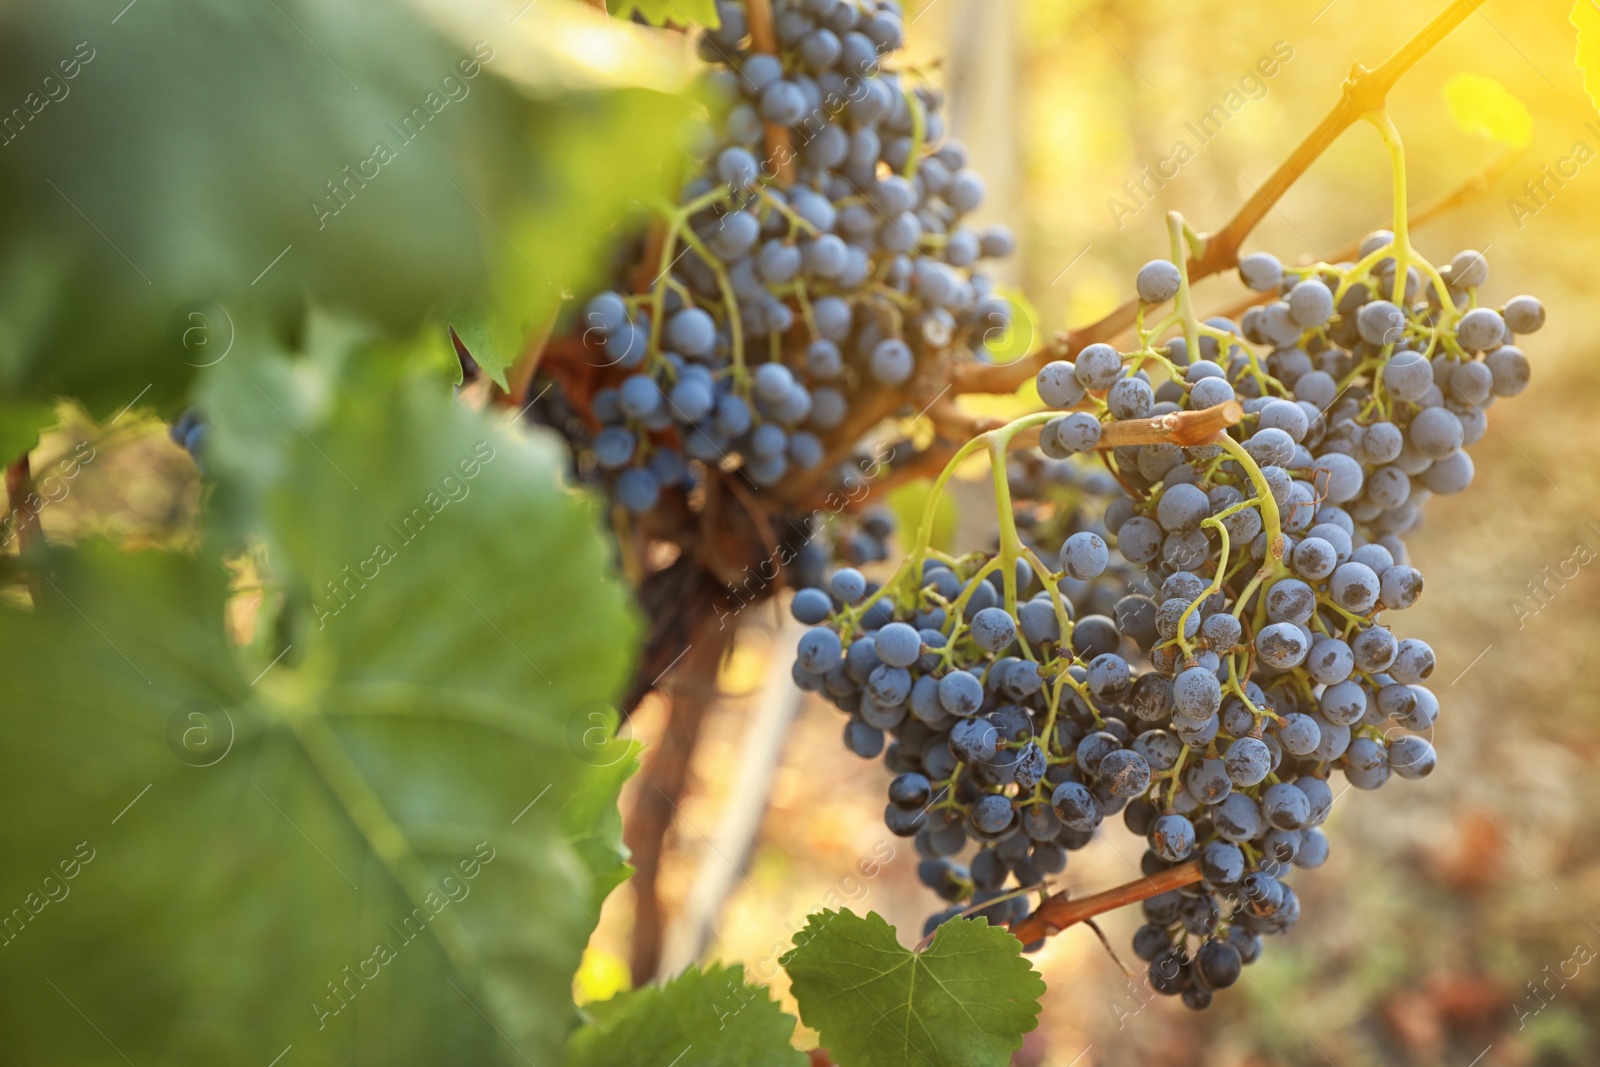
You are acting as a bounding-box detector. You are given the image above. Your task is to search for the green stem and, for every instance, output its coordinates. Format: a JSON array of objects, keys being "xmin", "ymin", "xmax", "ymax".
[
  {"xmin": 673, "ymin": 226, "xmax": 746, "ymax": 386},
  {"xmin": 1166, "ymin": 211, "xmax": 1281, "ymax": 396},
  {"xmin": 1364, "ymin": 111, "xmax": 1456, "ymax": 315},
  {"xmin": 1167, "ymin": 213, "xmax": 1203, "ymax": 371},
  {"xmin": 1212, "ymin": 433, "xmax": 1284, "ymax": 566},
  {"xmin": 989, "ymin": 439, "xmax": 1021, "ymax": 617},
  {"xmin": 757, "ymin": 185, "xmax": 819, "ymax": 236},
  {"xmin": 908, "ymin": 436, "xmax": 988, "ymax": 566},
  {"xmin": 1367, "ymin": 110, "xmax": 1412, "ymax": 306},
  {"xmin": 1176, "ymin": 515, "xmax": 1229, "ymax": 660},
  {"xmin": 902, "ymin": 80, "xmax": 925, "ymax": 181},
  {"xmin": 1166, "ymin": 746, "xmax": 1189, "ymax": 809}
]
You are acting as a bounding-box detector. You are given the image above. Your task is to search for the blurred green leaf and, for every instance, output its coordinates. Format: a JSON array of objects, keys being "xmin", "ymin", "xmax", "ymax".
[
  {"xmin": 0, "ymin": 0, "xmax": 687, "ymax": 435},
  {"xmin": 780, "ymin": 910, "xmax": 1045, "ymax": 1067},
  {"xmin": 565, "ymin": 963, "xmax": 804, "ymax": 1067},
  {"xmin": 419, "ymin": 0, "xmax": 696, "ymax": 96},
  {"xmin": 0, "ymin": 329, "xmax": 641, "ymax": 1065},
  {"xmin": 0, "ymin": 399, "xmax": 57, "ymax": 461},
  {"xmin": 450, "ymin": 87, "xmax": 690, "ymax": 390},
  {"xmin": 559, "ymin": 706, "xmax": 642, "ymax": 919},
  {"xmin": 1443, "ymin": 72, "xmax": 1533, "ymax": 149},
  {"xmin": 1575, "ymin": 1, "xmax": 1600, "ymax": 116},
  {"xmin": 887, "ymin": 479, "xmax": 956, "ymax": 554},
  {"xmin": 609, "ymin": 0, "xmax": 722, "ymax": 29}
]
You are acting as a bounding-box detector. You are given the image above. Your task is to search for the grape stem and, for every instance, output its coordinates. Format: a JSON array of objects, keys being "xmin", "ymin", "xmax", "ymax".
[
  {"xmin": 1169, "ymin": 212, "xmax": 1203, "ymax": 370},
  {"xmin": 1095, "ymin": 400, "xmax": 1244, "ymax": 449},
  {"xmin": 744, "ymin": 0, "xmax": 795, "ymax": 186},
  {"xmin": 1173, "ymin": 515, "xmax": 1228, "ymax": 661},
  {"xmin": 1193, "ymin": 146, "xmax": 1523, "ymax": 330},
  {"xmin": 1008, "ymin": 860, "xmax": 1204, "ymax": 945},
  {"xmin": 671, "ymin": 223, "xmax": 748, "ymax": 386},
  {"xmin": 897, "ymin": 409, "xmax": 1055, "ymax": 576},
  {"xmin": 901, "ymin": 79, "xmax": 926, "ymax": 182},
  {"xmin": 1212, "ymin": 433, "xmax": 1284, "ymax": 565},
  {"xmin": 1364, "ymin": 110, "xmax": 1457, "ymax": 316},
  {"xmin": 950, "ymin": 0, "xmax": 1489, "ymax": 395},
  {"xmin": 5, "ymin": 455, "xmax": 46, "ymax": 605}
]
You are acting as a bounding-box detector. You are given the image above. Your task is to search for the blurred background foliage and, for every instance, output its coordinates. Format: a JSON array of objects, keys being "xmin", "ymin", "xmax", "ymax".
[
  {"xmin": 3, "ymin": 0, "xmax": 1598, "ymax": 1064},
  {"xmin": 0, "ymin": 1, "xmax": 694, "ymax": 1064}
]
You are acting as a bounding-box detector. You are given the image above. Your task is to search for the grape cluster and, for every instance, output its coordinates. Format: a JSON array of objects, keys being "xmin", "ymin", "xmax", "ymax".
[
  {"xmin": 563, "ymin": 0, "xmax": 1014, "ymax": 514},
  {"xmin": 789, "ymin": 228, "xmax": 1544, "ymax": 1008}
]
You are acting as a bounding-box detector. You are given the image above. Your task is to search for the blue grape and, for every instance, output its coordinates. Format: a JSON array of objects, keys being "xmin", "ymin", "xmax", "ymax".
[
  {"xmin": 1052, "ymin": 781, "xmax": 1100, "ymax": 832},
  {"xmin": 873, "ymin": 622, "xmax": 922, "ymax": 668},
  {"xmin": 792, "ymin": 588, "xmax": 833, "ymax": 625},
  {"xmin": 970, "ymin": 607, "xmax": 1016, "ymax": 652},
  {"xmin": 843, "ymin": 719, "xmax": 884, "ymax": 759},
  {"xmin": 1059, "ymin": 531, "xmax": 1108, "ymax": 580},
  {"xmin": 971, "ymin": 794, "xmax": 1014, "ymax": 834},
  {"xmin": 1150, "ymin": 814, "xmax": 1197, "ymax": 861},
  {"xmin": 746, "ymin": 452, "xmax": 787, "ymax": 486},
  {"xmin": 667, "ymin": 377, "xmax": 715, "ymax": 423},
  {"xmin": 666, "ymin": 307, "xmax": 716, "ymax": 357},
  {"xmin": 715, "ymin": 209, "xmax": 764, "ymax": 261},
  {"xmin": 830, "ymin": 568, "xmax": 866, "ymax": 603},
  {"xmin": 867, "ymin": 664, "xmax": 912, "ymax": 706},
  {"xmin": 1136, "ymin": 260, "xmax": 1182, "ymax": 303},
  {"xmin": 1261, "ymin": 782, "xmax": 1312, "ymax": 831},
  {"xmin": 890, "ymin": 771, "xmax": 933, "ymax": 809},
  {"xmin": 593, "ymin": 426, "xmax": 636, "ymax": 469},
  {"xmin": 788, "ymin": 431, "xmax": 824, "ymax": 469},
  {"xmin": 749, "ymin": 422, "xmax": 787, "ymax": 459},
  {"xmin": 619, "ymin": 374, "xmax": 662, "ymax": 418},
  {"xmin": 870, "ymin": 338, "xmax": 914, "ymax": 385},
  {"xmin": 797, "ymin": 626, "xmax": 843, "ymax": 673},
  {"xmin": 753, "ymin": 362, "xmax": 794, "ymax": 403},
  {"xmin": 1255, "ymin": 622, "xmax": 1310, "ymax": 669},
  {"xmin": 615, "ymin": 467, "xmax": 660, "ymax": 513},
  {"xmin": 583, "ymin": 292, "xmax": 628, "ymax": 335},
  {"xmin": 1099, "ymin": 749, "xmax": 1151, "ymax": 797},
  {"xmin": 946, "ymin": 169, "xmax": 985, "ymax": 213},
  {"xmin": 950, "ymin": 717, "xmax": 998, "ymax": 762},
  {"xmin": 647, "ymin": 447, "xmax": 687, "ymax": 487},
  {"xmin": 1223, "ymin": 737, "xmax": 1271, "ymax": 787},
  {"xmin": 937, "ymin": 670, "xmax": 984, "ymax": 716}
]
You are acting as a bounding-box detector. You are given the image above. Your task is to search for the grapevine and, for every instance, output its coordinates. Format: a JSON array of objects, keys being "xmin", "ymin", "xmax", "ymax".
[
  {"xmin": 2, "ymin": 0, "xmax": 1585, "ymax": 1063},
  {"xmin": 536, "ymin": 0, "xmax": 1548, "ymax": 1017}
]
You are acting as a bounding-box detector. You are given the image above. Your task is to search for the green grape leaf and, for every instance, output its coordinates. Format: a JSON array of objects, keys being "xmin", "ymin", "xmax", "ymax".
[
  {"xmin": 559, "ymin": 709, "xmax": 643, "ymax": 918},
  {"xmin": 780, "ymin": 910, "xmax": 1046, "ymax": 1067},
  {"xmin": 609, "ymin": 0, "xmax": 723, "ymax": 30},
  {"xmin": 565, "ymin": 963, "xmax": 804, "ymax": 1067},
  {"xmin": 447, "ymin": 307, "xmax": 498, "ymax": 388},
  {"xmin": 0, "ymin": 330, "xmax": 641, "ymax": 1065},
  {"xmin": 451, "ymin": 87, "xmax": 691, "ymax": 390},
  {"xmin": 0, "ymin": 0, "xmax": 685, "ymax": 421},
  {"xmin": 1575, "ymin": 1, "xmax": 1600, "ymax": 115},
  {"xmin": 1443, "ymin": 72, "xmax": 1533, "ymax": 149}
]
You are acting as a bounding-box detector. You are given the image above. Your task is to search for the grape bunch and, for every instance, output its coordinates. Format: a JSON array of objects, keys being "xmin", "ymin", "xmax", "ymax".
[
  {"xmin": 788, "ymin": 224, "xmax": 1544, "ymax": 1009},
  {"xmin": 555, "ymin": 0, "xmax": 1015, "ymax": 514}
]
